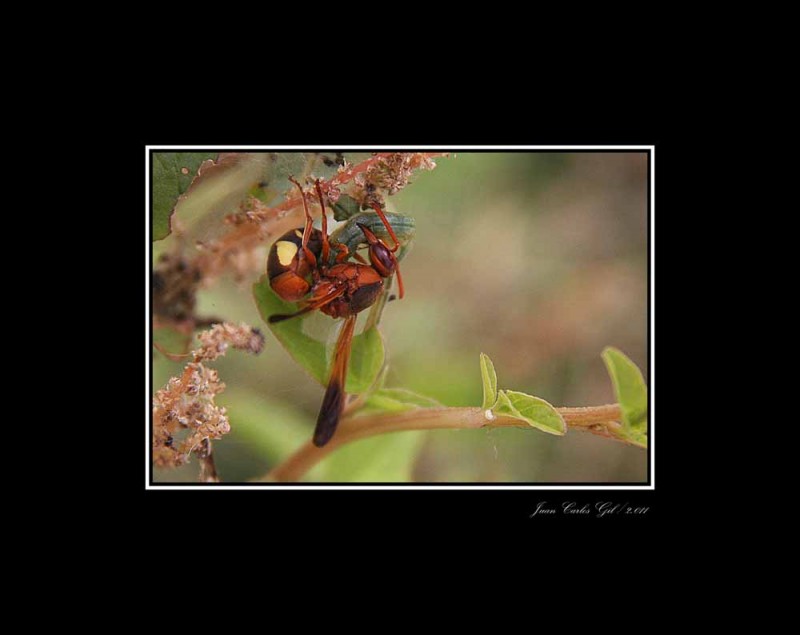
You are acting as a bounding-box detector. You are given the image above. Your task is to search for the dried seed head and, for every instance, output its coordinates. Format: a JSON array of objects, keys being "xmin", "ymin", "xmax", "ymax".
[
  {"xmin": 348, "ymin": 152, "xmax": 439, "ymax": 209},
  {"xmin": 324, "ymin": 183, "xmax": 341, "ymax": 203},
  {"xmin": 194, "ymin": 322, "xmax": 265, "ymax": 361},
  {"xmin": 153, "ymin": 321, "xmax": 263, "ymax": 473}
]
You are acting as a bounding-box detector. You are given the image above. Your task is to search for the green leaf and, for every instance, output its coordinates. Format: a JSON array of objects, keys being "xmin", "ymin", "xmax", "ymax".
[
  {"xmin": 330, "ymin": 194, "xmax": 362, "ymax": 221},
  {"xmin": 479, "ymin": 352, "xmax": 498, "ymax": 410},
  {"xmin": 253, "ymin": 275, "xmax": 326, "ymax": 381},
  {"xmin": 218, "ymin": 388, "xmax": 325, "ymax": 481},
  {"xmin": 493, "ymin": 390, "xmax": 524, "ymax": 424},
  {"xmin": 362, "ymin": 388, "xmax": 443, "ymax": 414},
  {"xmin": 602, "ymin": 347, "xmax": 648, "ymax": 436},
  {"xmin": 317, "ymin": 431, "xmax": 425, "ymax": 482},
  {"xmin": 152, "ymin": 152, "xmax": 217, "ymax": 241},
  {"xmin": 347, "ymin": 327, "xmax": 385, "ymax": 394},
  {"xmin": 253, "ymin": 275, "xmax": 384, "ymax": 393},
  {"xmin": 494, "ymin": 389, "xmax": 567, "ymax": 436}
]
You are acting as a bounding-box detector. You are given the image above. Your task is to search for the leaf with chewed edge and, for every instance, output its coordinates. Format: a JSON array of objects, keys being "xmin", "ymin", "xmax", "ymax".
[{"xmin": 152, "ymin": 152, "xmax": 217, "ymax": 240}]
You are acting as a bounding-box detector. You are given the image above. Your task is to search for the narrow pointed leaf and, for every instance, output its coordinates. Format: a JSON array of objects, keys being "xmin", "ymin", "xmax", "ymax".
[{"xmin": 479, "ymin": 352, "xmax": 498, "ymax": 410}]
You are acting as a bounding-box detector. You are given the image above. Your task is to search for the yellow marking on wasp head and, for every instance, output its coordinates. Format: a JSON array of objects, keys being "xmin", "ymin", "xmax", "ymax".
[
  {"xmin": 276, "ymin": 240, "xmax": 299, "ymax": 266},
  {"xmin": 294, "ymin": 230, "xmax": 304, "ymax": 239}
]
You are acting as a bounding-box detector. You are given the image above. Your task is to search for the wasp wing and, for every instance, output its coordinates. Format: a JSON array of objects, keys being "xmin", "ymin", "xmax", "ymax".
[{"xmin": 313, "ymin": 314, "xmax": 357, "ymax": 447}]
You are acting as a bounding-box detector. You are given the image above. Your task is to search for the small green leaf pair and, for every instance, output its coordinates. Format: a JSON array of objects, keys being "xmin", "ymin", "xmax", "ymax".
[
  {"xmin": 479, "ymin": 353, "xmax": 567, "ymax": 435},
  {"xmin": 479, "ymin": 349, "xmax": 648, "ymax": 445}
]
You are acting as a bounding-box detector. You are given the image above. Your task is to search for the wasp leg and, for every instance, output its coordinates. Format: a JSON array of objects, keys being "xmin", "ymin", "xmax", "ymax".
[{"xmin": 268, "ymin": 286, "xmax": 345, "ymax": 323}]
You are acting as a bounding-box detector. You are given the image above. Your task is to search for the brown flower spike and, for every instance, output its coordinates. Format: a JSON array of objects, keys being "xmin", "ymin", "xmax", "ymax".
[
  {"xmin": 351, "ymin": 152, "xmax": 438, "ymax": 209},
  {"xmin": 152, "ymin": 322, "xmax": 264, "ymax": 481}
]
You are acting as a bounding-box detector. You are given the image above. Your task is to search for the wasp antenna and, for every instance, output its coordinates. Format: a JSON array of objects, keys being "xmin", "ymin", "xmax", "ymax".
[
  {"xmin": 288, "ymin": 176, "xmax": 317, "ymax": 257},
  {"xmin": 269, "ymin": 287, "xmax": 347, "ymax": 324},
  {"xmin": 315, "ymin": 179, "xmax": 330, "ymax": 264}
]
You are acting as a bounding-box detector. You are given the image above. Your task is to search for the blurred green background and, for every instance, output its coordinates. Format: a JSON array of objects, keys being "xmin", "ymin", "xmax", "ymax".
[{"xmin": 152, "ymin": 152, "xmax": 648, "ymax": 483}]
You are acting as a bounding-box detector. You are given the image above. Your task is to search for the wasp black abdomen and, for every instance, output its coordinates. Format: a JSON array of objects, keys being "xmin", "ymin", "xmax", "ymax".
[
  {"xmin": 314, "ymin": 376, "xmax": 346, "ymax": 446},
  {"xmin": 349, "ymin": 282, "xmax": 383, "ymax": 314}
]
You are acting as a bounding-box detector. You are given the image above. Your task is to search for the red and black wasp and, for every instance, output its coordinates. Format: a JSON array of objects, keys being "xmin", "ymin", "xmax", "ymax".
[{"xmin": 267, "ymin": 177, "xmax": 404, "ymax": 447}]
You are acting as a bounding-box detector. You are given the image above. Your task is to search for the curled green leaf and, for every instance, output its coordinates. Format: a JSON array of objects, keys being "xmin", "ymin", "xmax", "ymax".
[
  {"xmin": 602, "ymin": 347, "xmax": 648, "ymax": 437},
  {"xmin": 479, "ymin": 352, "xmax": 498, "ymax": 410}
]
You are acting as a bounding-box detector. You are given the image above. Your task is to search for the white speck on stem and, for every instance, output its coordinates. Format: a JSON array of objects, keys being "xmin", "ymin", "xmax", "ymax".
[{"xmin": 484, "ymin": 409, "xmax": 495, "ymax": 421}]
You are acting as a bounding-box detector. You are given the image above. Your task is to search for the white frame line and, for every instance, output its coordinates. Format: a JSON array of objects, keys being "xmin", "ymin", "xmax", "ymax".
[{"xmin": 146, "ymin": 145, "xmax": 654, "ymax": 490}]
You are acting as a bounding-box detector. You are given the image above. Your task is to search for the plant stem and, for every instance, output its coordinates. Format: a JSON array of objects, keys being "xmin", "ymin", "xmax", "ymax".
[
  {"xmin": 194, "ymin": 152, "xmax": 446, "ymax": 279},
  {"xmin": 197, "ymin": 439, "xmax": 220, "ymax": 483},
  {"xmin": 263, "ymin": 403, "xmax": 635, "ymax": 482}
]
